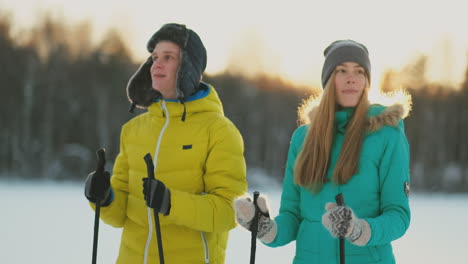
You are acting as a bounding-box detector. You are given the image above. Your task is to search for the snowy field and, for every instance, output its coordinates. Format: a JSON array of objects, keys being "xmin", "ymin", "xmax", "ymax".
[{"xmin": 1, "ymin": 179, "xmax": 467, "ymax": 264}]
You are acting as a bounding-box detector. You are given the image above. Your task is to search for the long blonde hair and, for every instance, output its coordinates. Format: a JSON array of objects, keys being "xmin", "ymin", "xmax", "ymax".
[{"xmin": 295, "ymin": 71, "xmax": 370, "ymax": 193}]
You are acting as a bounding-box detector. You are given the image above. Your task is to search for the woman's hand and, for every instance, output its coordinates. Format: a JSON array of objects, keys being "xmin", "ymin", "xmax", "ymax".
[
  {"xmin": 322, "ymin": 203, "xmax": 371, "ymax": 246},
  {"xmin": 234, "ymin": 194, "xmax": 277, "ymax": 244}
]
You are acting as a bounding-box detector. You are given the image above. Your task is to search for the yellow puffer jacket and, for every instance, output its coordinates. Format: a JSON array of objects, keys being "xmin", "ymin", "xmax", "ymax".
[{"xmin": 95, "ymin": 83, "xmax": 247, "ymax": 263}]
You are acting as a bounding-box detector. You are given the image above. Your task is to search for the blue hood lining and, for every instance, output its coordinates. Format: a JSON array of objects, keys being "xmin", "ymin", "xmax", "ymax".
[{"xmin": 155, "ymin": 82, "xmax": 210, "ymax": 103}]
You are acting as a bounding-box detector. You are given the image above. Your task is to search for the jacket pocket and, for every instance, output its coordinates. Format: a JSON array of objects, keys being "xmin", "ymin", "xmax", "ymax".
[
  {"xmin": 296, "ymin": 220, "xmax": 320, "ymax": 253},
  {"xmin": 346, "ymin": 243, "xmax": 382, "ymax": 263}
]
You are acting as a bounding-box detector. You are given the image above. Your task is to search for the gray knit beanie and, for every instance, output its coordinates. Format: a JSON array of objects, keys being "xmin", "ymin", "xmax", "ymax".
[{"xmin": 321, "ymin": 39, "xmax": 370, "ymax": 88}]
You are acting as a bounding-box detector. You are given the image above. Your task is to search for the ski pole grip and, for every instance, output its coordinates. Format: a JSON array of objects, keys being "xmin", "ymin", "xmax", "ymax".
[
  {"xmin": 253, "ymin": 191, "xmax": 260, "ymax": 205},
  {"xmin": 96, "ymin": 148, "xmax": 106, "ymax": 174},
  {"xmin": 335, "ymin": 193, "xmax": 345, "ymax": 206},
  {"xmin": 335, "ymin": 193, "xmax": 346, "ymax": 263},
  {"xmin": 252, "ymin": 191, "xmax": 260, "ymax": 231},
  {"xmin": 144, "ymin": 153, "xmax": 155, "ymax": 179}
]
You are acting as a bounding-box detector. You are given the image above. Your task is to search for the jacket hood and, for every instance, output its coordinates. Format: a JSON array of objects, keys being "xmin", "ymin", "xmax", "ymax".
[
  {"xmin": 367, "ymin": 104, "xmax": 408, "ymax": 132},
  {"xmin": 307, "ymin": 103, "xmax": 409, "ymax": 132}
]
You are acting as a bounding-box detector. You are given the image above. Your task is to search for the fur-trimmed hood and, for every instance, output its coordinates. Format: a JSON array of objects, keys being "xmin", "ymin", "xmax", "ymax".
[
  {"xmin": 367, "ymin": 104, "xmax": 407, "ymax": 132},
  {"xmin": 306, "ymin": 103, "xmax": 409, "ymax": 132}
]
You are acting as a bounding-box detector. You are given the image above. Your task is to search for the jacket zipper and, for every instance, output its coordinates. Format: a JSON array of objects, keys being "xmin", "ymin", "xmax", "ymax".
[
  {"xmin": 200, "ymin": 192, "xmax": 210, "ymax": 263},
  {"xmin": 143, "ymin": 100, "xmax": 170, "ymax": 264},
  {"xmin": 200, "ymin": 231, "xmax": 210, "ymax": 264}
]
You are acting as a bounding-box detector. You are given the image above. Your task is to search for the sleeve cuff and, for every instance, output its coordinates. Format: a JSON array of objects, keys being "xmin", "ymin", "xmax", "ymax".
[{"xmin": 101, "ymin": 188, "xmax": 114, "ymax": 207}]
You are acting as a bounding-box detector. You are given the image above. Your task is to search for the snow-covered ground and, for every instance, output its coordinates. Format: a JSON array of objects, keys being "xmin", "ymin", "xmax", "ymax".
[{"xmin": 1, "ymin": 179, "xmax": 467, "ymax": 264}]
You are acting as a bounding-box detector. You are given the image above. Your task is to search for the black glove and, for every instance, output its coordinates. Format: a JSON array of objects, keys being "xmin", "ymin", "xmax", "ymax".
[
  {"xmin": 142, "ymin": 178, "xmax": 171, "ymax": 215},
  {"xmin": 84, "ymin": 170, "xmax": 112, "ymax": 206}
]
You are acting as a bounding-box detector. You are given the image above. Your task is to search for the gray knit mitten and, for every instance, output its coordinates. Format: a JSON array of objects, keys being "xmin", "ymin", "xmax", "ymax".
[
  {"xmin": 322, "ymin": 203, "xmax": 371, "ymax": 246},
  {"xmin": 234, "ymin": 195, "xmax": 277, "ymax": 244}
]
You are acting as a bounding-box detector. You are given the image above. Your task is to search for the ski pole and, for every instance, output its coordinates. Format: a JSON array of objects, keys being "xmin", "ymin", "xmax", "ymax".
[
  {"xmin": 250, "ymin": 191, "xmax": 260, "ymax": 264},
  {"xmin": 335, "ymin": 193, "xmax": 345, "ymax": 264},
  {"xmin": 92, "ymin": 148, "xmax": 106, "ymax": 264},
  {"xmin": 144, "ymin": 153, "xmax": 165, "ymax": 264}
]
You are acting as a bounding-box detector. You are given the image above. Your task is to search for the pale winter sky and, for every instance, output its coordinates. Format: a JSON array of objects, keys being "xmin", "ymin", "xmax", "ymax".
[{"xmin": 2, "ymin": 0, "xmax": 468, "ymax": 88}]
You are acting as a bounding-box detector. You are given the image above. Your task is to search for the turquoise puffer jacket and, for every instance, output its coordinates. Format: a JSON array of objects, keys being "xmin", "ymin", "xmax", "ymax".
[{"xmin": 266, "ymin": 104, "xmax": 411, "ymax": 264}]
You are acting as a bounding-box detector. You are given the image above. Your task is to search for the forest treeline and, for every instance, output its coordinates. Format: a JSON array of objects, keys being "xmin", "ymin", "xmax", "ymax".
[{"xmin": 1, "ymin": 13, "xmax": 467, "ymax": 192}]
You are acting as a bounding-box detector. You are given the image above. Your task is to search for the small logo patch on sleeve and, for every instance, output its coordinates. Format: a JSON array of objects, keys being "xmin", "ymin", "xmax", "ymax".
[
  {"xmin": 404, "ymin": 181, "xmax": 410, "ymax": 197},
  {"xmin": 182, "ymin": 145, "xmax": 192, "ymax": 150}
]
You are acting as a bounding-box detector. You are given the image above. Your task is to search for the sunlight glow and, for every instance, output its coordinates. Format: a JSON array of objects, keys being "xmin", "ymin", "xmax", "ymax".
[{"xmin": 2, "ymin": 0, "xmax": 468, "ymax": 89}]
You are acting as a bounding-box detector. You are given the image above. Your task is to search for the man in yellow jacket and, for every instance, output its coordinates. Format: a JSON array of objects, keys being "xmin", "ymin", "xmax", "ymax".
[{"xmin": 85, "ymin": 23, "xmax": 247, "ymax": 263}]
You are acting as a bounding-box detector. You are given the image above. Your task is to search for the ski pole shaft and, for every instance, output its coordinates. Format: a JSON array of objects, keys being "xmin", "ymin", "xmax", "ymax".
[
  {"xmin": 92, "ymin": 204, "xmax": 100, "ymax": 264},
  {"xmin": 335, "ymin": 193, "xmax": 345, "ymax": 264},
  {"xmin": 250, "ymin": 191, "xmax": 260, "ymax": 264},
  {"xmin": 92, "ymin": 148, "xmax": 106, "ymax": 264},
  {"xmin": 144, "ymin": 153, "xmax": 165, "ymax": 264}
]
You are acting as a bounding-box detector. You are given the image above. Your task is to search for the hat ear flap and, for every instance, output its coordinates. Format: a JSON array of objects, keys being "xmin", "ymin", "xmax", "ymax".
[
  {"xmin": 176, "ymin": 52, "xmax": 201, "ymax": 101},
  {"xmin": 127, "ymin": 57, "xmax": 161, "ymax": 108}
]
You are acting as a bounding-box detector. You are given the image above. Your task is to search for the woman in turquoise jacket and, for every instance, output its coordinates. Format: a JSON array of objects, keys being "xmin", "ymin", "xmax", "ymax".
[{"xmin": 235, "ymin": 40, "xmax": 411, "ymax": 263}]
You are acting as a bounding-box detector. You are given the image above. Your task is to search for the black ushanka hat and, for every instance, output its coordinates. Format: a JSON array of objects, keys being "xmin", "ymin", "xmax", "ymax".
[{"xmin": 126, "ymin": 23, "xmax": 207, "ymax": 112}]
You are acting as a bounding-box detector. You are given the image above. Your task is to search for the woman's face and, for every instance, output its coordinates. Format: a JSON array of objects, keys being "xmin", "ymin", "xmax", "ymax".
[
  {"xmin": 150, "ymin": 41, "xmax": 180, "ymax": 100},
  {"xmin": 334, "ymin": 62, "xmax": 367, "ymax": 107}
]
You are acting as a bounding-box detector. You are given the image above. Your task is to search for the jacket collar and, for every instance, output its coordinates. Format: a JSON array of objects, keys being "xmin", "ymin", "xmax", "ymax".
[{"xmin": 147, "ymin": 83, "xmax": 224, "ymax": 119}]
